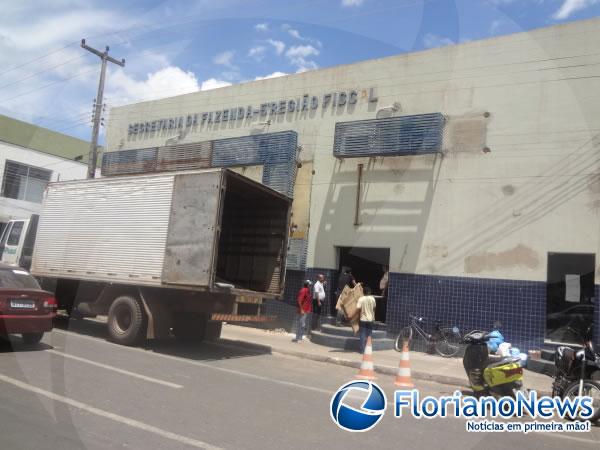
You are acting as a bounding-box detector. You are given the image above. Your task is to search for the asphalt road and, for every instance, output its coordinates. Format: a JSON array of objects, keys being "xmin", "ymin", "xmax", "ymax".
[{"xmin": 0, "ymin": 318, "xmax": 598, "ymax": 450}]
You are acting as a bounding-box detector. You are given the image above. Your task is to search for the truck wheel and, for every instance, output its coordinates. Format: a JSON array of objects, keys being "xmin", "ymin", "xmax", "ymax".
[
  {"xmin": 173, "ymin": 313, "xmax": 207, "ymax": 342},
  {"xmin": 22, "ymin": 332, "xmax": 44, "ymax": 345},
  {"xmin": 107, "ymin": 295, "xmax": 146, "ymax": 346}
]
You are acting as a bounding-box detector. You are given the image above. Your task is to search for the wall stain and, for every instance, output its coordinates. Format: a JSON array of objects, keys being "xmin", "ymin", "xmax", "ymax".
[
  {"xmin": 444, "ymin": 111, "xmax": 489, "ymax": 154},
  {"xmin": 588, "ymin": 199, "xmax": 600, "ymax": 214},
  {"xmin": 586, "ymin": 171, "xmax": 600, "ymax": 213},
  {"xmin": 502, "ymin": 185, "xmax": 515, "ymax": 196},
  {"xmin": 426, "ymin": 245, "xmax": 448, "ymax": 258},
  {"xmin": 587, "ymin": 173, "xmax": 600, "ymax": 194},
  {"xmin": 464, "ymin": 244, "xmax": 539, "ymax": 274}
]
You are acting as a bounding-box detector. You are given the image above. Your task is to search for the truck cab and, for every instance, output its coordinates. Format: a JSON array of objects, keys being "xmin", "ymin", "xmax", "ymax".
[{"xmin": 0, "ymin": 215, "xmax": 39, "ymax": 270}]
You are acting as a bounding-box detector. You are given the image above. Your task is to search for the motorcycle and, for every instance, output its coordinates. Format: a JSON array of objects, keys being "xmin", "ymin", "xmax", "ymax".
[
  {"xmin": 552, "ymin": 325, "xmax": 600, "ymax": 422},
  {"xmin": 462, "ymin": 329, "xmax": 526, "ymax": 398}
]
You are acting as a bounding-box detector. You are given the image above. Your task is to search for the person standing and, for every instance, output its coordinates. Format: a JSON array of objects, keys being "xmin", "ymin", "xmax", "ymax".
[
  {"xmin": 312, "ymin": 274, "xmax": 326, "ymax": 331},
  {"xmin": 335, "ymin": 267, "xmax": 356, "ymax": 326},
  {"xmin": 356, "ymin": 286, "xmax": 376, "ymax": 354},
  {"xmin": 378, "ymin": 265, "xmax": 389, "ymax": 323},
  {"xmin": 379, "ymin": 266, "xmax": 389, "ymax": 298},
  {"xmin": 292, "ymin": 280, "xmax": 312, "ymax": 342}
]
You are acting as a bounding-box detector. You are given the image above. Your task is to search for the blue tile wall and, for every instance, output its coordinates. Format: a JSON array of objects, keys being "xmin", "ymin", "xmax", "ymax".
[
  {"xmin": 261, "ymin": 269, "xmax": 304, "ymax": 330},
  {"xmin": 256, "ymin": 272, "xmax": 600, "ymax": 350},
  {"xmin": 387, "ymin": 272, "xmax": 547, "ymax": 352}
]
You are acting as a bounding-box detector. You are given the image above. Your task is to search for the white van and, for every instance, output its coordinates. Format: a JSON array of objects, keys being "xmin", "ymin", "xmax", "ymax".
[{"xmin": 0, "ymin": 215, "xmax": 39, "ymax": 269}]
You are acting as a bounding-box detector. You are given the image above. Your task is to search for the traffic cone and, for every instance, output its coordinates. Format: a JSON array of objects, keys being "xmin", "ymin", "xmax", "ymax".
[
  {"xmin": 355, "ymin": 336, "xmax": 377, "ymax": 380},
  {"xmin": 394, "ymin": 339, "xmax": 414, "ymax": 388}
]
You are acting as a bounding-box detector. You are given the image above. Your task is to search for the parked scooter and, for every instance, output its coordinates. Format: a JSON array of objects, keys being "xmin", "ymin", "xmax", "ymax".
[
  {"xmin": 552, "ymin": 325, "xmax": 600, "ymax": 422},
  {"xmin": 462, "ymin": 329, "xmax": 526, "ymax": 398}
]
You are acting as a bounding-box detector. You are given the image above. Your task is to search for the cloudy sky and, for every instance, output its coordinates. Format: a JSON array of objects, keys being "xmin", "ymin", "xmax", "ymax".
[{"xmin": 1, "ymin": 0, "xmax": 599, "ymax": 143}]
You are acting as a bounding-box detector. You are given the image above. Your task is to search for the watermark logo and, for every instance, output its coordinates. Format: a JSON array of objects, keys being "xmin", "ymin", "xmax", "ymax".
[{"xmin": 330, "ymin": 381, "xmax": 387, "ymax": 432}]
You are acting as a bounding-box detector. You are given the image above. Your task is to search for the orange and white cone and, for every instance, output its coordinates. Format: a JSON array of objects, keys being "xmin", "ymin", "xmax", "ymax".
[
  {"xmin": 355, "ymin": 336, "xmax": 377, "ymax": 380},
  {"xmin": 394, "ymin": 339, "xmax": 414, "ymax": 388}
]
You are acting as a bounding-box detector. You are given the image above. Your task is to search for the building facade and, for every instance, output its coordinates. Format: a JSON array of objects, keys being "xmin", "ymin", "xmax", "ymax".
[
  {"xmin": 0, "ymin": 115, "xmax": 89, "ymax": 231},
  {"xmin": 105, "ymin": 19, "xmax": 600, "ymax": 350}
]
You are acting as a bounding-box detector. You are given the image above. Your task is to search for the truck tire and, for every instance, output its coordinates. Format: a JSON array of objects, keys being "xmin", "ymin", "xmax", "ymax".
[
  {"xmin": 107, "ymin": 295, "xmax": 146, "ymax": 346},
  {"xmin": 22, "ymin": 332, "xmax": 44, "ymax": 345},
  {"xmin": 173, "ymin": 313, "xmax": 207, "ymax": 342}
]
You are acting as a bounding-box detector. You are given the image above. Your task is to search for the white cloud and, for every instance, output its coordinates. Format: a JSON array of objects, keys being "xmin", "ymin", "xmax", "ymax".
[
  {"xmin": 0, "ymin": 4, "xmax": 144, "ymax": 131},
  {"xmin": 200, "ymin": 78, "xmax": 232, "ymax": 91},
  {"xmin": 254, "ymin": 23, "xmax": 269, "ymax": 32},
  {"xmin": 267, "ymin": 39, "xmax": 285, "ymax": 55},
  {"xmin": 285, "ymin": 45, "xmax": 320, "ymax": 59},
  {"xmin": 254, "ymin": 71, "xmax": 287, "ymax": 80},
  {"xmin": 248, "ymin": 45, "xmax": 266, "ymax": 61},
  {"xmin": 0, "ymin": 9, "xmax": 140, "ymax": 51},
  {"xmin": 285, "ymin": 27, "xmax": 302, "ymax": 40},
  {"xmin": 553, "ymin": 0, "xmax": 599, "ymax": 19},
  {"xmin": 108, "ymin": 66, "xmax": 199, "ymax": 104},
  {"xmin": 422, "ymin": 33, "xmax": 455, "ymax": 49},
  {"xmin": 341, "ymin": 0, "xmax": 366, "ymax": 6},
  {"xmin": 281, "ymin": 23, "xmax": 322, "ymax": 47},
  {"xmin": 213, "ymin": 50, "xmax": 236, "ymax": 69},
  {"xmin": 285, "ymin": 45, "xmax": 320, "ymax": 72}
]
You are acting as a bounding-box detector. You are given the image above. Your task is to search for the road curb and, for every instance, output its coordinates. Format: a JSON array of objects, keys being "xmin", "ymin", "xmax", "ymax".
[{"xmin": 216, "ymin": 338, "xmax": 470, "ymax": 389}]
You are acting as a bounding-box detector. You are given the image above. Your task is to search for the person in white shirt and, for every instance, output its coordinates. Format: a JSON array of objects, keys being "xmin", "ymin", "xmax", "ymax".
[
  {"xmin": 356, "ymin": 286, "xmax": 376, "ymax": 354},
  {"xmin": 311, "ymin": 274, "xmax": 326, "ymax": 331}
]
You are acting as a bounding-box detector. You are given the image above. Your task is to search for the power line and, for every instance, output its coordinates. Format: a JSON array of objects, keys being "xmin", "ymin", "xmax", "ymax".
[
  {"xmin": 54, "ymin": 119, "xmax": 92, "ymax": 134},
  {"xmin": 103, "ymin": 45, "xmax": 600, "ymax": 117},
  {"xmin": 0, "ymin": 54, "xmax": 87, "ymax": 91},
  {"xmin": 0, "ymin": 42, "xmax": 79, "ymax": 78},
  {"xmin": 0, "ymin": 68, "xmax": 97, "ymax": 103}
]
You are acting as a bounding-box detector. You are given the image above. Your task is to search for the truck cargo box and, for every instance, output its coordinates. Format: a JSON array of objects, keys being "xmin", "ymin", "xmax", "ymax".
[{"xmin": 31, "ymin": 168, "xmax": 291, "ymax": 297}]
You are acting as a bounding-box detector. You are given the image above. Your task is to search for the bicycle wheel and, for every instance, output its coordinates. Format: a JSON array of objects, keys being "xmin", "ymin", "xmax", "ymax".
[
  {"xmin": 562, "ymin": 380, "xmax": 600, "ymax": 422},
  {"xmin": 434, "ymin": 327, "xmax": 462, "ymax": 357},
  {"xmin": 395, "ymin": 326, "xmax": 413, "ymax": 352}
]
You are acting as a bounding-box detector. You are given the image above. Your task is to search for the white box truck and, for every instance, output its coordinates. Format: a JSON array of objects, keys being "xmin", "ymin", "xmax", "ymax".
[{"xmin": 11, "ymin": 168, "xmax": 291, "ymax": 345}]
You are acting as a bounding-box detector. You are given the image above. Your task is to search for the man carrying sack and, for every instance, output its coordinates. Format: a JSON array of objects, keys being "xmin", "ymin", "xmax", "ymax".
[{"xmin": 335, "ymin": 283, "xmax": 364, "ymax": 334}]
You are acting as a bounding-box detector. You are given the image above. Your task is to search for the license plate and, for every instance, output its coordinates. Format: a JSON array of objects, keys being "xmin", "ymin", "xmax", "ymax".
[{"xmin": 10, "ymin": 299, "xmax": 35, "ymax": 309}]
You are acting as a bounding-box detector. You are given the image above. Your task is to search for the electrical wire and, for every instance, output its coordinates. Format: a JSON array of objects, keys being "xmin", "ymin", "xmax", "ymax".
[
  {"xmin": 0, "ymin": 42, "xmax": 79, "ymax": 77},
  {"xmin": 0, "ymin": 55, "xmax": 87, "ymax": 91},
  {"xmin": 104, "ymin": 52, "xmax": 600, "ymax": 120},
  {"xmin": 0, "ymin": 68, "xmax": 97, "ymax": 103}
]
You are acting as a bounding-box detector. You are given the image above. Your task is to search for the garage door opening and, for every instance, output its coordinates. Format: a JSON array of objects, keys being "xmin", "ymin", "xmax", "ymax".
[{"xmin": 335, "ymin": 247, "xmax": 390, "ymax": 322}]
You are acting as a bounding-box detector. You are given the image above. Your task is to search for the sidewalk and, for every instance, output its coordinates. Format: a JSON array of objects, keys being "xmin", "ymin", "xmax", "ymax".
[{"xmin": 220, "ymin": 324, "xmax": 552, "ymax": 393}]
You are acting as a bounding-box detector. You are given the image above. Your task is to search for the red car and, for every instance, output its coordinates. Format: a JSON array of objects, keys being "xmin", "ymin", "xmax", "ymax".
[{"xmin": 0, "ymin": 263, "xmax": 57, "ymax": 344}]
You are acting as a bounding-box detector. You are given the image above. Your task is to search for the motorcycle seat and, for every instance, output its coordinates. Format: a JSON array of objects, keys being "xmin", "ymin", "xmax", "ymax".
[{"xmin": 487, "ymin": 355, "xmax": 520, "ymax": 368}]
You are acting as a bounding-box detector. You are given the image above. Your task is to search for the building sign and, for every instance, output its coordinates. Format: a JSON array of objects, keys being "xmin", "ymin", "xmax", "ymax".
[{"xmin": 127, "ymin": 88, "xmax": 378, "ymax": 135}]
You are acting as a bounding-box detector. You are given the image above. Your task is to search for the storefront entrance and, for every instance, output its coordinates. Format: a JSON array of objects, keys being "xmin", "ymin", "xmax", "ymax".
[
  {"xmin": 335, "ymin": 247, "xmax": 390, "ymax": 322},
  {"xmin": 546, "ymin": 252, "xmax": 595, "ymax": 343}
]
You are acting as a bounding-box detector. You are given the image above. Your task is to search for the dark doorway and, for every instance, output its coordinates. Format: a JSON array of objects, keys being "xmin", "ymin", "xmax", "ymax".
[
  {"xmin": 546, "ymin": 253, "xmax": 595, "ymax": 343},
  {"xmin": 335, "ymin": 247, "xmax": 390, "ymax": 322}
]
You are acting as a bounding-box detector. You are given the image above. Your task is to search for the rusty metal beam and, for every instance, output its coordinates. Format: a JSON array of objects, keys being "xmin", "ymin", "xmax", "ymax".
[{"xmin": 354, "ymin": 163, "xmax": 363, "ymax": 226}]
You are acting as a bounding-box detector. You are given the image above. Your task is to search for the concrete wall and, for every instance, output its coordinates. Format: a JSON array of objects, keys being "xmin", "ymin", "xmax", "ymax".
[
  {"xmin": 0, "ymin": 140, "xmax": 88, "ymax": 222},
  {"xmin": 106, "ymin": 18, "xmax": 600, "ymax": 284}
]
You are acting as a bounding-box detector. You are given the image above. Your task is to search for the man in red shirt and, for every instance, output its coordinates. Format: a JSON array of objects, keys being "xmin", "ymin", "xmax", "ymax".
[{"xmin": 292, "ymin": 280, "xmax": 313, "ymax": 342}]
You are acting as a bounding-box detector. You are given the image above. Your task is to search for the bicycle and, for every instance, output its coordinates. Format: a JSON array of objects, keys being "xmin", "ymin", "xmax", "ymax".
[{"xmin": 395, "ymin": 314, "xmax": 462, "ymax": 357}]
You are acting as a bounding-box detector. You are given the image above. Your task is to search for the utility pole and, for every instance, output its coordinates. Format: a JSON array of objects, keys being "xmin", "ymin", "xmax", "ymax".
[{"xmin": 81, "ymin": 39, "xmax": 125, "ymax": 178}]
